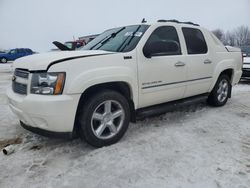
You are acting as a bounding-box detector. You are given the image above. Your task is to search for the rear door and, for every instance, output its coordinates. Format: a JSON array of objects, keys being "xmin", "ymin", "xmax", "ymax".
[
  {"xmin": 182, "ymin": 27, "xmax": 214, "ymax": 97},
  {"xmin": 137, "ymin": 25, "xmax": 187, "ymax": 108}
]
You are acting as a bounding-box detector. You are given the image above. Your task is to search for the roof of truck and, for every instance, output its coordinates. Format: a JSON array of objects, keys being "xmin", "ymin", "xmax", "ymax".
[{"xmin": 142, "ymin": 19, "xmax": 202, "ymax": 29}]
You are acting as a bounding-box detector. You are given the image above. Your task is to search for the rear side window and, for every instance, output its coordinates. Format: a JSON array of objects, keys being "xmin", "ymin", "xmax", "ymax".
[{"xmin": 182, "ymin": 27, "xmax": 208, "ymax": 54}]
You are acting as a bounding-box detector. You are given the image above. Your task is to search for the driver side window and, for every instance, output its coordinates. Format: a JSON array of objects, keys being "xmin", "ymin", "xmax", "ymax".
[
  {"xmin": 10, "ymin": 50, "xmax": 16, "ymax": 54},
  {"xmin": 143, "ymin": 26, "xmax": 181, "ymax": 58}
]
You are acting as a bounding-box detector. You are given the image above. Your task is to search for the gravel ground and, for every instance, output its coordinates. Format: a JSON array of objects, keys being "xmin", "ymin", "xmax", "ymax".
[{"xmin": 0, "ymin": 63, "xmax": 250, "ymax": 188}]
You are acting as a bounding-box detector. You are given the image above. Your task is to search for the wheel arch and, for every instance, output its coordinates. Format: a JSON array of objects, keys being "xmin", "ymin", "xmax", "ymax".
[
  {"xmin": 209, "ymin": 68, "xmax": 234, "ymax": 99},
  {"xmin": 209, "ymin": 58, "xmax": 236, "ymax": 92},
  {"xmin": 0, "ymin": 56, "xmax": 8, "ymax": 62},
  {"xmin": 72, "ymin": 81, "xmax": 136, "ymax": 137}
]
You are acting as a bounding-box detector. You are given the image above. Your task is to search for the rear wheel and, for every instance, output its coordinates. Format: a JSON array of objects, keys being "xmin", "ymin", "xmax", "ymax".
[
  {"xmin": 0, "ymin": 57, "xmax": 7, "ymax": 63},
  {"xmin": 78, "ymin": 90, "xmax": 130, "ymax": 147},
  {"xmin": 207, "ymin": 75, "xmax": 231, "ymax": 106}
]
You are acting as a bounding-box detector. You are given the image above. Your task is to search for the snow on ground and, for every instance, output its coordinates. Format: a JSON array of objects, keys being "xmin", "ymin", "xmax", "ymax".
[{"xmin": 1, "ymin": 63, "xmax": 250, "ymax": 188}]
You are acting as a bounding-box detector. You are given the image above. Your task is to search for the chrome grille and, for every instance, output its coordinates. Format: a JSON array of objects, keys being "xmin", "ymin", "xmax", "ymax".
[{"xmin": 12, "ymin": 69, "xmax": 29, "ymax": 95}]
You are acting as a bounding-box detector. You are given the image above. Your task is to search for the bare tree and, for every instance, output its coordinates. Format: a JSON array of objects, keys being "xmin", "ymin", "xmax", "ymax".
[
  {"xmin": 223, "ymin": 31, "xmax": 236, "ymax": 46},
  {"xmin": 234, "ymin": 26, "xmax": 250, "ymax": 46},
  {"xmin": 211, "ymin": 26, "xmax": 250, "ymax": 47},
  {"xmin": 212, "ymin": 29, "xmax": 224, "ymax": 41}
]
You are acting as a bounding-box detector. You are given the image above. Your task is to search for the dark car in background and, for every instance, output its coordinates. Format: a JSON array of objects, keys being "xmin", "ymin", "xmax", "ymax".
[
  {"xmin": 0, "ymin": 48, "xmax": 34, "ymax": 63},
  {"xmin": 241, "ymin": 46, "xmax": 250, "ymax": 79},
  {"xmin": 241, "ymin": 45, "xmax": 250, "ymax": 57},
  {"xmin": 242, "ymin": 57, "xmax": 250, "ymax": 79}
]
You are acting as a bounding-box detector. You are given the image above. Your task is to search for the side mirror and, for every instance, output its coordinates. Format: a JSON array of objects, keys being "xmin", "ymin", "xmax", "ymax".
[{"xmin": 243, "ymin": 53, "xmax": 247, "ymax": 58}]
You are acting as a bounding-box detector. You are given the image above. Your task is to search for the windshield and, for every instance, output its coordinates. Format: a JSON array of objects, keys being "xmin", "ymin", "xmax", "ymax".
[
  {"xmin": 65, "ymin": 42, "xmax": 73, "ymax": 49},
  {"xmin": 81, "ymin": 25, "xmax": 149, "ymax": 52}
]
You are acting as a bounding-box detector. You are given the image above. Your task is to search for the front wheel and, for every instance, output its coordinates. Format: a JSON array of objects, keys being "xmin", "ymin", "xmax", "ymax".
[
  {"xmin": 79, "ymin": 90, "xmax": 130, "ymax": 147},
  {"xmin": 207, "ymin": 75, "xmax": 231, "ymax": 107},
  {"xmin": 0, "ymin": 57, "xmax": 7, "ymax": 63}
]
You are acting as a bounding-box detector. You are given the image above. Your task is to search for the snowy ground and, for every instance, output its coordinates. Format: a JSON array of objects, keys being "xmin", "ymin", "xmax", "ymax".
[{"xmin": 1, "ymin": 63, "xmax": 250, "ymax": 188}]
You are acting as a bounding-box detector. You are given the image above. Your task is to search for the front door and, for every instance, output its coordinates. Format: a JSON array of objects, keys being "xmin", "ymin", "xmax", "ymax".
[{"xmin": 137, "ymin": 26, "xmax": 187, "ymax": 108}]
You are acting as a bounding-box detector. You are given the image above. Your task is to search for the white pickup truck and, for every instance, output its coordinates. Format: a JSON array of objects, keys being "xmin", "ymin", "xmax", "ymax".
[{"xmin": 7, "ymin": 20, "xmax": 242, "ymax": 147}]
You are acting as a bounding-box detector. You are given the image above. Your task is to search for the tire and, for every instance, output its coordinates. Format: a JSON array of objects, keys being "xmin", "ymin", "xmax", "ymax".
[
  {"xmin": 78, "ymin": 90, "xmax": 130, "ymax": 147},
  {"xmin": 207, "ymin": 74, "xmax": 231, "ymax": 107},
  {"xmin": 0, "ymin": 57, "xmax": 7, "ymax": 64}
]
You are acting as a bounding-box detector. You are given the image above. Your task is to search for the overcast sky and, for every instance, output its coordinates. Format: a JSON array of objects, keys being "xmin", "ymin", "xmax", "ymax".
[{"xmin": 0, "ymin": 0, "xmax": 250, "ymax": 52}]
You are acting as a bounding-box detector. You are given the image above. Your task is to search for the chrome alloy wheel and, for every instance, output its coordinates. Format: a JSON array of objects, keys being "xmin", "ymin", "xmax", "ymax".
[
  {"xmin": 91, "ymin": 100, "xmax": 125, "ymax": 140},
  {"xmin": 217, "ymin": 79, "xmax": 229, "ymax": 103}
]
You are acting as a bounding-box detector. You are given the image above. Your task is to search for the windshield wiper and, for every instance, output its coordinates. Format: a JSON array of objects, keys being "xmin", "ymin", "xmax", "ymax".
[
  {"xmin": 117, "ymin": 25, "xmax": 142, "ymax": 52},
  {"xmin": 90, "ymin": 27, "xmax": 126, "ymax": 50}
]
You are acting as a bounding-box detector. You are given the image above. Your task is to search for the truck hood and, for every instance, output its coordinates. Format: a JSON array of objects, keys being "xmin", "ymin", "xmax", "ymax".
[
  {"xmin": 13, "ymin": 50, "xmax": 114, "ymax": 71},
  {"xmin": 0, "ymin": 52, "xmax": 7, "ymax": 56}
]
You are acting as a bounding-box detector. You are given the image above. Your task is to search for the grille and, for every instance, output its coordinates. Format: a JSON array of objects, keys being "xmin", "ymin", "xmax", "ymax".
[
  {"xmin": 14, "ymin": 69, "xmax": 29, "ymax": 79},
  {"xmin": 12, "ymin": 82, "xmax": 27, "ymax": 95},
  {"xmin": 12, "ymin": 68, "xmax": 29, "ymax": 95}
]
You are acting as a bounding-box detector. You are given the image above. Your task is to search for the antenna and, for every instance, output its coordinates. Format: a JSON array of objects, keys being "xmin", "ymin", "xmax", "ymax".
[{"xmin": 141, "ymin": 18, "xmax": 147, "ymax": 23}]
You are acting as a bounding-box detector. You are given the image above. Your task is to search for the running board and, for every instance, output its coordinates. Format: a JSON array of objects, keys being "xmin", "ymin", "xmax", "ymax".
[{"xmin": 136, "ymin": 93, "xmax": 209, "ymax": 120}]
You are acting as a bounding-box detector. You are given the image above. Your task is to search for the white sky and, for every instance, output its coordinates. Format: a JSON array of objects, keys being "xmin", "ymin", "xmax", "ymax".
[{"xmin": 0, "ymin": 0, "xmax": 250, "ymax": 52}]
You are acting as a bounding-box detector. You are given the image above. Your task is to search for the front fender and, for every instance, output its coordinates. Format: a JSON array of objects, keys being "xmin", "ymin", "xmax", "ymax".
[{"xmin": 66, "ymin": 66, "xmax": 139, "ymax": 108}]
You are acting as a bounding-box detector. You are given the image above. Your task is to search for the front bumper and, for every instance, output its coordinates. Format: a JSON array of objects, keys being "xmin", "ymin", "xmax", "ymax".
[
  {"xmin": 20, "ymin": 121, "xmax": 72, "ymax": 139},
  {"xmin": 7, "ymin": 88, "xmax": 81, "ymax": 135}
]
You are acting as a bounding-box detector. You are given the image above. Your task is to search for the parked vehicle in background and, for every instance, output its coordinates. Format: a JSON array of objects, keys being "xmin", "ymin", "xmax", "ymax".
[
  {"xmin": 242, "ymin": 57, "xmax": 250, "ymax": 78},
  {"xmin": 7, "ymin": 20, "xmax": 242, "ymax": 147},
  {"xmin": 53, "ymin": 35, "xmax": 99, "ymax": 51},
  {"xmin": 64, "ymin": 40, "xmax": 86, "ymax": 50},
  {"xmin": 241, "ymin": 45, "xmax": 250, "ymax": 57},
  {"xmin": 0, "ymin": 48, "xmax": 34, "ymax": 63}
]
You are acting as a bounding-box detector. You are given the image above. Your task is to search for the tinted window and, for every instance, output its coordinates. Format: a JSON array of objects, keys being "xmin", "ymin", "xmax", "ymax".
[
  {"xmin": 10, "ymin": 50, "xmax": 16, "ymax": 54},
  {"xmin": 143, "ymin": 26, "xmax": 181, "ymax": 57},
  {"xmin": 182, "ymin": 28, "xmax": 208, "ymax": 54}
]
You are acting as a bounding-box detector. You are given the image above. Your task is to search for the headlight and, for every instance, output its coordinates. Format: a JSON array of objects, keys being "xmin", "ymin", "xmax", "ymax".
[{"xmin": 31, "ymin": 72, "xmax": 65, "ymax": 95}]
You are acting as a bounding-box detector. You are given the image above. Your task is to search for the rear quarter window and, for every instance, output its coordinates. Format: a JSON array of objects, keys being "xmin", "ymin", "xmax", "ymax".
[{"xmin": 182, "ymin": 27, "xmax": 208, "ymax": 54}]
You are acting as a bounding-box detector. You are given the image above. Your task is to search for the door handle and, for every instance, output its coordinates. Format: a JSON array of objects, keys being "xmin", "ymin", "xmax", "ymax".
[
  {"xmin": 204, "ymin": 59, "xmax": 212, "ymax": 64},
  {"xmin": 175, "ymin": 61, "xmax": 186, "ymax": 67}
]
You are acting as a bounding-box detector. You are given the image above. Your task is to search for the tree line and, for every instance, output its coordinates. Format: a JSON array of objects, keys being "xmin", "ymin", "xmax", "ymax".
[{"xmin": 212, "ymin": 26, "xmax": 250, "ymax": 47}]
